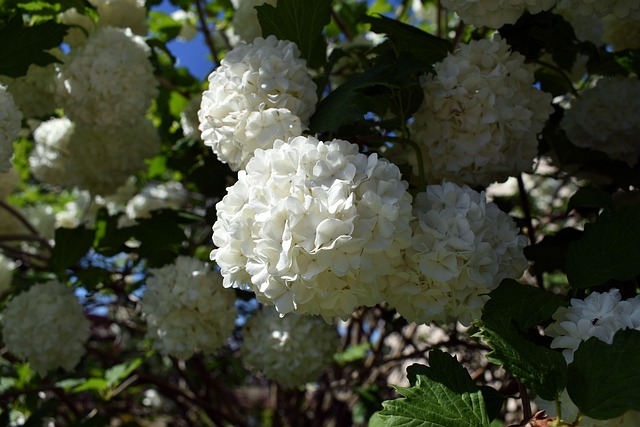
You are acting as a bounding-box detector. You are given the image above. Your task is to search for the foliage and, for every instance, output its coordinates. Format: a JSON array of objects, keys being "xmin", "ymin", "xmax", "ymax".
[{"xmin": 0, "ymin": 0, "xmax": 639, "ymax": 426}]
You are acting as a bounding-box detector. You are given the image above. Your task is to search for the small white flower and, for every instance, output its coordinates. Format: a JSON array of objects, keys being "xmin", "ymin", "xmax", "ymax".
[
  {"xmin": 0, "ymin": 85, "xmax": 22, "ymax": 173},
  {"xmin": 561, "ymin": 76, "xmax": 640, "ymax": 167},
  {"xmin": 212, "ymin": 135, "xmax": 413, "ymax": 319},
  {"xmin": 142, "ymin": 256, "xmax": 237, "ymax": 358},
  {"xmin": 0, "ymin": 280, "xmax": 90, "ymax": 376},
  {"xmin": 441, "ymin": 0, "xmax": 557, "ymax": 28},
  {"xmin": 242, "ymin": 307, "xmax": 338, "ymax": 388},
  {"xmin": 546, "ymin": 289, "xmax": 640, "ymax": 363},
  {"xmin": 384, "ymin": 181, "xmax": 528, "ymax": 326},
  {"xmin": 198, "ymin": 35, "xmax": 316, "ymax": 171},
  {"xmin": 409, "ymin": 35, "xmax": 553, "ymax": 187},
  {"xmin": 30, "ymin": 117, "xmax": 75, "ymax": 187},
  {"xmin": 56, "ymin": 27, "xmax": 157, "ymax": 129}
]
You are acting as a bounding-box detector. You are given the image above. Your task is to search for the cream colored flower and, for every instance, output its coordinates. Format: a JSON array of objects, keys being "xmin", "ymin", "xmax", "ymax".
[
  {"xmin": 441, "ymin": 0, "xmax": 556, "ymax": 28},
  {"xmin": 231, "ymin": 0, "xmax": 277, "ymax": 42}
]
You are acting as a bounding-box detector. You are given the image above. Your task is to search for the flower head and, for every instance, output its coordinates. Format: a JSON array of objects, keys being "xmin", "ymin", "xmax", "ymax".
[
  {"xmin": 212, "ymin": 135, "xmax": 413, "ymax": 319},
  {"xmin": 1, "ymin": 280, "xmax": 90, "ymax": 376},
  {"xmin": 142, "ymin": 256, "xmax": 237, "ymax": 358},
  {"xmin": 231, "ymin": 0, "xmax": 277, "ymax": 42},
  {"xmin": 0, "ymin": 85, "xmax": 22, "ymax": 173},
  {"xmin": 242, "ymin": 307, "xmax": 338, "ymax": 388},
  {"xmin": 385, "ymin": 181, "xmax": 527, "ymax": 325},
  {"xmin": 198, "ymin": 35, "xmax": 316, "ymax": 171},
  {"xmin": 409, "ymin": 35, "xmax": 553, "ymax": 187},
  {"xmin": 57, "ymin": 27, "xmax": 157, "ymax": 128},
  {"xmin": 440, "ymin": 0, "xmax": 556, "ymax": 28}
]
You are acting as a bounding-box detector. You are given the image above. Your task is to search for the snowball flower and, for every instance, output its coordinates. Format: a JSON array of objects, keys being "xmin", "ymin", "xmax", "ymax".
[
  {"xmin": 1, "ymin": 280, "xmax": 90, "ymax": 376},
  {"xmin": 242, "ymin": 307, "xmax": 338, "ymax": 388},
  {"xmin": 198, "ymin": 35, "xmax": 317, "ymax": 171},
  {"xmin": 0, "ymin": 57, "xmax": 60, "ymax": 118},
  {"xmin": 561, "ymin": 76, "xmax": 640, "ymax": 167},
  {"xmin": 0, "ymin": 253, "xmax": 14, "ymax": 294},
  {"xmin": 384, "ymin": 181, "xmax": 528, "ymax": 326},
  {"xmin": 120, "ymin": 181, "xmax": 188, "ymax": 226},
  {"xmin": 142, "ymin": 256, "xmax": 237, "ymax": 358},
  {"xmin": 440, "ymin": 0, "xmax": 556, "ymax": 28},
  {"xmin": 212, "ymin": 135, "xmax": 413, "ymax": 319},
  {"xmin": 92, "ymin": 0, "xmax": 148, "ymax": 36},
  {"xmin": 180, "ymin": 96, "xmax": 202, "ymax": 139},
  {"xmin": 0, "ymin": 85, "xmax": 22, "ymax": 173},
  {"xmin": 409, "ymin": 35, "xmax": 553, "ymax": 187},
  {"xmin": 557, "ymin": 0, "xmax": 640, "ymax": 19},
  {"xmin": 31, "ymin": 118, "xmax": 159, "ymax": 195},
  {"xmin": 546, "ymin": 289, "xmax": 640, "ymax": 363},
  {"xmin": 57, "ymin": 27, "xmax": 157, "ymax": 128},
  {"xmin": 231, "ymin": 0, "xmax": 277, "ymax": 42},
  {"xmin": 604, "ymin": 16, "xmax": 640, "ymax": 51}
]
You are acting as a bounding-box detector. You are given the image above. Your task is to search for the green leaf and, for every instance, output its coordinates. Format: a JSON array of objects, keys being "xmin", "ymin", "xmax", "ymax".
[
  {"xmin": 50, "ymin": 226, "xmax": 96, "ymax": 274},
  {"xmin": 364, "ymin": 15, "xmax": 451, "ymax": 68},
  {"xmin": 72, "ymin": 377, "xmax": 108, "ymax": 393},
  {"xmin": 566, "ymin": 205, "xmax": 640, "ymax": 288},
  {"xmin": 481, "ymin": 279, "xmax": 566, "ymax": 330},
  {"xmin": 256, "ymin": 0, "xmax": 332, "ymax": 69},
  {"xmin": 0, "ymin": 15, "xmax": 67, "ymax": 78},
  {"xmin": 524, "ymin": 228, "xmax": 583, "ymax": 275},
  {"xmin": 476, "ymin": 317, "xmax": 567, "ymax": 400},
  {"xmin": 534, "ymin": 66, "xmax": 575, "ymax": 97},
  {"xmin": 567, "ymin": 186, "xmax": 614, "ymax": 212},
  {"xmin": 334, "ymin": 343, "xmax": 371, "ymax": 365},
  {"xmin": 148, "ymin": 10, "xmax": 182, "ymax": 42},
  {"xmin": 105, "ymin": 358, "xmax": 142, "ymax": 388},
  {"xmin": 376, "ymin": 350, "xmax": 490, "ymax": 427},
  {"xmin": 567, "ymin": 329, "xmax": 640, "ymax": 419}
]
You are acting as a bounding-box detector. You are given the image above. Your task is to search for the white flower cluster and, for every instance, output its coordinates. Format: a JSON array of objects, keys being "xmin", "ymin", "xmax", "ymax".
[
  {"xmin": 409, "ymin": 35, "xmax": 553, "ymax": 187},
  {"xmin": 56, "ymin": 27, "xmax": 157, "ymax": 129},
  {"xmin": 546, "ymin": 288, "xmax": 640, "ymax": 363},
  {"xmin": 0, "ymin": 253, "xmax": 14, "ymax": 294},
  {"xmin": 558, "ymin": 0, "xmax": 640, "ymax": 19},
  {"xmin": 180, "ymin": 96, "xmax": 202, "ymax": 139},
  {"xmin": 604, "ymin": 16, "xmax": 640, "ymax": 51},
  {"xmin": 29, "ymin": 117, "xmax": 160, "ymax": 195},
  {"xmin": 0, "ymin": 280, "xmax": 90, "ymax": 376},
  {"xmin": 0, "ymin": 58, "xmax": 59, "ymax": 119},
  {"xmin": 554, "ymin": 0, "xmax": 604, "ymax": 44},
  {"xmin": 561, "ymin": 76, "xmax": 640, "ymax": 167},
  {"xmin": 242, "ymin": 307, "xmax": 338, "ymax": 388},
  {"xmin": 536, "ymin": 389, "xmax": 640, "ymax": 426},
  {"xmin": 440, "ymin": 0, "xmax": 556, "ymax": 28},
  {"xmin": 212, "ymin": 135, "xmax": 413, "ymax": 319},
  {"xmin": 0, "ymin": 86, "xmax": 22, "ymax": 173},
  {"xmin": 231, "ymin": 0, "xmax": 277, "ymax": 42},
  {"xmin": 385, "ymin": 182, "xmax": 528, "ymax": 326},
  {"xmin": 198, "ymin": 35, "xmax": 317, "ymax": 171},
  {"xmin": 60, "ymin": 0, "xmax": 148, "ymax": 47},
  {"xmin": 142, "ymin": 256, "xmax": 237, "ymax": 358}
]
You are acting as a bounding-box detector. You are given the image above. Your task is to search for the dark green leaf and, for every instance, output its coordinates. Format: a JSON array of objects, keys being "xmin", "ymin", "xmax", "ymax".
[
  {"xmin": 481, "ymin": 279, "xmax": 566, "ymax": 330},
  {"xmin": 567, "ymin": 186, "xmax": 615, "ymax": 212},
  {"xmin": 567, "ymin": 329, "xmax": 640, "ymax": 419},
  {"xmin": 0, "ymin": 15, "xmax": 68, "ymax": 78},
  {"xmin": 376, "ymin": 350, "xmax": 490, "ymax": 427},
  {"xmin": 534, "ymin": 66, "xmax": 575, "ymax": 97},
  {"xmin": 50, "ymin": 226, "xmax": 96, "ymax": 274},
  {"xmin": 105, "ymin": 358, "xmax": 142, "ymax": 388},
  {"xmin": 256, "ymin": 0, "xmax": 332, "ymax": 69},
  {"xmin": 566, "ymin": 205, "xmax": 640, "ymax": 288},
  {"xmin": 524, "ymin": 227, "xmax": 583, "ymax": 275},
  {"xmin": 334, "ymin": 343, "xmax": 371, "ymax": 365},
  {"xmin": 364, "ymin": 15, "xmax": 450, "ymax": 68}
]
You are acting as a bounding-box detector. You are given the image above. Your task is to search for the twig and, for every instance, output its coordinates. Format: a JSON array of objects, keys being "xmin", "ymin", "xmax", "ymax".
[{"xmin": 195, "ymin": 0, "xmax": 220, "ymax": 68}]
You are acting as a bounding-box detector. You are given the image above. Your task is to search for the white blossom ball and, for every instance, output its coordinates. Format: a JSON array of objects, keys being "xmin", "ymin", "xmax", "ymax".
[
  {"xmin": 30, "ymin": 117, "xmax": 75, "ymax": 186},
  {"xmin": 242, "ymin": 307, "xmax": 338, "ymax": 388},
  {"xmin": 59, "ymin": 8, "xmax": 96, "ymax": 48},
  {"xmin": 211, "ymin": 135, "xmax": 413, "ymax": 319},
  {"xmin": 57, "ymin": 27, "xmax": 157, "ymax": 128},
  {"xmin": 385, "ymin": 181, "xmax": 528, "ymax": 326},
  {"xmin": 198, "ymin": 35, "xmax": 317, "ymax": 171},
  {"xmin": 180, "ymin": 95, "xmax": 202, "ymax": 139},
  {"xmin": 557, "ymin": 0, "xmax": 640, "ymax": 19},
  {"xmin": 120, "ymin": 181, "xmax": 188, "ymax": 226},
  {"xmin": 0, "ymin": 59, "xmax": 60, "ymax": 119},
  {"xmin": 1, "ymin": 280, "xmax": 90, "ymax": 376},
  {"xmin": 409, "ymin": 35, "xmax": 553, "ymax": 187},
  {"xmin": 554, "ymin": 0, "xmax": 604, "ymax": 43},
  {"xmin": 604, "ymin": 17, "xmax": 640, "ymax": 50},
  {"xmin": 0, "ymin": 167, "xmax": 18, "ymax": 200},
  {"xmin": 0, "ymin": 253, "xmax": 14, "ymax": 294},
  {"xmin": 142, "ymin": 256, "xmax": 237, "ymax": 358},
  {"xmin": 232, "ymin": 0, "xmax": 277, "ymax": 42},
  {"xmin": 92, "ymin": 0, "xmax": 148, "ymax": 36},
  {"xmin": 561, "ymin": 76, "xmax": 640, "ymax": 167},
  {"xmin": 441, "ymin": 0, "xmax": 557, "ymax": 28},
  {"xmin": 0, "ymin": 85, "xmax": 22, "ymax": 173},
  {"xmin": 30, "ymin": 118, "xmax": 159, "ymax": 195},
  {"xmin": 546, "ymin": 288, "xmax": 640, "ymax": 363}
]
